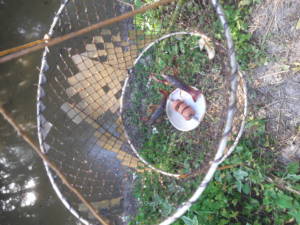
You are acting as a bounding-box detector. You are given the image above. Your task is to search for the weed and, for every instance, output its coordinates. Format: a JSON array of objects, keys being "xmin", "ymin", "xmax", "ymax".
[
  {"xmin": 174, "ymin": 120, "xmax": 300, "ymax": 225},
  {"xmin": 130, "ymin": 119, "xmax": 300, "ymax": 225},
  {"xmin": 125, "ymin": 1, "xmax": 300, "ymax": 224},
  {"xmin": 124, "ymin": 34, "xmax": 214, "ymax": 174}
]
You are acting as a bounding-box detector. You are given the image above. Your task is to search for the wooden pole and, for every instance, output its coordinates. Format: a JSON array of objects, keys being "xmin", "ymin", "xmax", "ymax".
[{"xmin": 0, "ymin": 0, "xmax": 176, "ymax": 64}]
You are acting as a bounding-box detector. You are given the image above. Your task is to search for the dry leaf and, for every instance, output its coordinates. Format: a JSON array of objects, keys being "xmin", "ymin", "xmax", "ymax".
[
  {"xmin": 198, "ymin": 39, "xmax": 205, "ymax": 50},
  {"xmin": 296, "ymin": 18, "xmax": 300, "ymax": 30},
  {"xmin": 238, "ymin": 0, "xmax": 252, "ymax": 7},
  {"xmin": 205, "ymin": 43, "xmax": 216, "ymax": 60},
  {"xmin": 292, "ymin": 67, "xmax": 300, "ymax": 72},
  {"xmin": 198, "ymin": 35, "xmax": 215, "ymax": 60},
  {"xmin": 292, "ymin": 62, "xmax": 300, "ymax": 72},
  {"xmin": 293, "ymin": 62, "xmax": 300, "ymax": 66}
]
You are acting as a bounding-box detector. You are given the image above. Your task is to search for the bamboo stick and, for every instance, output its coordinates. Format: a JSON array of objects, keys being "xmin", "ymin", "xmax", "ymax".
[{"xmin": 0, "ymin": 0, "xmax": 176, "ymax": 64}]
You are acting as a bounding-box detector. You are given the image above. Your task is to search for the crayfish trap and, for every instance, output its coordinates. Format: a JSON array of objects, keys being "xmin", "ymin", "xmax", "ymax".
[{"xmin": 37, "ymin": 0, "xmax": 247, "ymax": 224}]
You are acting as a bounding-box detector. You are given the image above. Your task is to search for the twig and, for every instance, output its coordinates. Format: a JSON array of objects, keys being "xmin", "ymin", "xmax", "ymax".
[
  {"xmin": 0, "ymin": 106, "xmax": 110, "ymax": 225},
  {"xmin": 266, "ymin": 176, "xmax": 300, "ymax": 196},
  {"xmin": 261, "ymin": 0, "xmax": 281, "ymax": 45},
  {"xmin": 218, "ymin": 163, "xmax": 242, "ymax": 171},
  {"xmin": 276, "ymin": 89, "xmax": 283, "ymax": 133},
  {"xmin": 260, "ymin": 70, "xmax": 289, "ymax": 79},
  {"xmin": 0, "ymin": 0, "xmax": 175, "ymax": 64},
  {"xmin": 179, "ymin": 163, "xmax": 242, "ymax": 179}
]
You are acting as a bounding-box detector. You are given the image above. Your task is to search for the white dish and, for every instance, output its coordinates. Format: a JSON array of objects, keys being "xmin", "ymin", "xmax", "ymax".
[{"xmin": 166, "ymin": 88, "xmax": 206, "ymax": 131}]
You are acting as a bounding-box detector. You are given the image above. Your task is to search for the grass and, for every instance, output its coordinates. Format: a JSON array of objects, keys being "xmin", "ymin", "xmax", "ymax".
[
  {"xmin": 221, "ymin": 1, "xmax": 267, "ymax": 69},
  {"xmin": 123, "ymin": 0, "xmax": 300, "ymax": 224},
  {"xmin": 130, "ymin": 119, "xmax": 300, "ymax": 225},
  {"xmin": 174, "ymin": 119, "xmax": 300, "ymax": 225},
  {"xmin": 124, "ymin": 34, "xmax": 217, "ymax": 174}
]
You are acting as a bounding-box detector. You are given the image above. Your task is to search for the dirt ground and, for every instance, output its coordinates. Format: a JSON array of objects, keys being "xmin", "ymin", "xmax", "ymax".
[{"xmin": 248, "ymin": 0, "xmax": 300, "ymax": 163}]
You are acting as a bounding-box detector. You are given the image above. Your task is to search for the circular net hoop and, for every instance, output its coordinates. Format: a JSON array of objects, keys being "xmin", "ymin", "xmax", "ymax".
[{"xmin": 37, "ymin": 0, "xmax": 247, "ymax": 224}]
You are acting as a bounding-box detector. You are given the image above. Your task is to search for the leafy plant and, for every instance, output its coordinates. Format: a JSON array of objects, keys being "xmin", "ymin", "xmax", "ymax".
[
  {"xmin": 130, "ymin": 118, "xmax": 300, "ymax": 225},
  {"xmin": 174, "ymin": 120, "xmax": 300, "ymax": 225},
  {"xmin": 125, "ymin": 34, "xmax": 213, "ymax": 174},
  {"xmin": 216, "ymin": 1, "xmax": 266, "ymax": 70}
]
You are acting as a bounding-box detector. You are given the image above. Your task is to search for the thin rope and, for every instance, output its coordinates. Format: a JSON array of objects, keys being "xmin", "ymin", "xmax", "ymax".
[
  {"xmin": 0, "ymin": 106, "xmax": 110, "ymax": 225},
  {"xmin": 0, "ymin": 0, "xmax": 176, "ymax": 64}
]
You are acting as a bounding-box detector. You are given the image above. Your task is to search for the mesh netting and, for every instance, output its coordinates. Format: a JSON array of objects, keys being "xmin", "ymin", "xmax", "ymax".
[{"xmin": 37, "ymin": 0, "xmax": 247, "ymax": 224}]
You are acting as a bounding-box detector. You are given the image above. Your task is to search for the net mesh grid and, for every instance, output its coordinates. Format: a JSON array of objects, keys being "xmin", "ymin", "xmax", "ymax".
[{"xmin": 37, "ymin": 0, "xmax": 247, "ymax": 224}]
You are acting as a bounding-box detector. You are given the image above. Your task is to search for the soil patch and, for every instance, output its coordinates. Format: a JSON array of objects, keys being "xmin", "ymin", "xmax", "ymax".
[{"xmin": 249, "ymin": 0, "xmax": 300, "ymax": 162}]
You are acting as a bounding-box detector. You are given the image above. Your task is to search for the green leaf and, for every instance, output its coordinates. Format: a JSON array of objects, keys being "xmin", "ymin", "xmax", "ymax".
[
  {"xmin": 263, "ymin": 188, "xmax": 276, "ymax": 206},
  {"xmin": 285, "ymin": 174, "xmax": 300, "ymax": 182},
  {"xmin": 242, "ymin": 183, "xmax": 251, "ymax": 195},
  {"xmin": 245, "ymin": 119, "xmax": 265, "ymax": 129},
  {"xmin": 288, "ymin": 210, "xmax": 300, "ymax": 224},
  {"xmin": 182, "ymin": 216, "xmax": 198, "ymax": 225},
  {"xmin": 192, "ymin": 216, "xmax": 199, "ymax": 225},
  {"xmin": 249, "ymin": 198, "xmax": 260, "ymax": 209},
  {"xmin": 287, "ymin": 162, "xmax": 299, "ymax": 174},
  {"xmin": 276, "ymin": 193, "xmax": 294, "ymax": 209},
  {"xmin": 236, "ymin": 180, "xmax": 242, "ymax": 192},
  {"xmin": 233, "ymin": 169, "xmax": 249, "ymax": 181},
  {"xmin": 219, "ymin": 219, "xmax": 230, "ymax": 225},
  {"xmin": 134, "ymin": 0, "xmax": 143, "ymax": 8}
]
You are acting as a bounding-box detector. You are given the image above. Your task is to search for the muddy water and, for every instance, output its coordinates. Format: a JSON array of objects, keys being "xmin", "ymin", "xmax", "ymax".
[{"xmin": 0, "ymin": 0, "xmax": 81, "ymax": 224}]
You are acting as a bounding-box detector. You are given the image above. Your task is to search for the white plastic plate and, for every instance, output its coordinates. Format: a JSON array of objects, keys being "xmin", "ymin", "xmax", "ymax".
[{"xmin": 166, "ymin": 88, "xmax": 206, "ymax": 132}]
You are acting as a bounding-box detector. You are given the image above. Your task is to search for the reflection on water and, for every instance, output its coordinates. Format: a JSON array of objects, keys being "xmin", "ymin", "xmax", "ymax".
[
  {"xmin": 21, "ymin": 192, "xmax": 37, "ymax": 207},
  {"xmin": 24, "ymin": 178, "xmax": 37, "ymax": 189},
  {"xmin": 1, "ymin": 152, "xmax": 37, "ymax": 210},
  {"xmin": 0, "ymin": 0, "xmax": 82, "ymax": 224},
  {"xmin": 0, "ymin": 140, "xmax": 79, "ymax": 224}
]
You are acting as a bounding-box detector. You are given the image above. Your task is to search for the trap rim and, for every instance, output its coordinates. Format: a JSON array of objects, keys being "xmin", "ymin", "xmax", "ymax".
[
  {"xmin": 36, "ymin": 0, "xmax": 90, "ymax": 225},
  {"xmin": 120, "ymin": 31, "xmax": 247, "ymax": 178}
]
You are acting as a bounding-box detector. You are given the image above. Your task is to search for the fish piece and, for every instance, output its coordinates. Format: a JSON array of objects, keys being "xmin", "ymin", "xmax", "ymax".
[
  {"xmin": 172, "ymin": 99, "xmax": 183, "ymax": 111},
  {"xmin": 161, "ymin": 74, "xmax": 201, "ymax": 102},
  {"xmin": 146, "ymin": 89, "xmax": 170, "ymax": 125},
  {"xmin": 151, "ymin": 73, "xmax": 201, "ymax": 102},
  {"xmin": 182, "ymin": 107, "xmax": 195, "ymax": 120},
  {"xmin": 178, "ymin": 102, "xmax": 189, "ymax": 114},
  {"xmin": 170, "ymin": 99, "xmax": 196, "ymax": 121}
]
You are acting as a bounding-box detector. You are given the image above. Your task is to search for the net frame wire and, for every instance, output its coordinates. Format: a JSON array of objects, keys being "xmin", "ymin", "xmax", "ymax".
[
  {"xmin": 36, "ymin": 0, "xmax": 248, "ymax": 224},
  {"xmin": 37, "ymin": 1, "xmax": 93, "ymax": 224}
]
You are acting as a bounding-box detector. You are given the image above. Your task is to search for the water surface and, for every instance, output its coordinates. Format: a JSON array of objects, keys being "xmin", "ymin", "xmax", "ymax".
[{"xmin": 0, "ymin": 0, "xmax": 82, "ymax": 224}]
